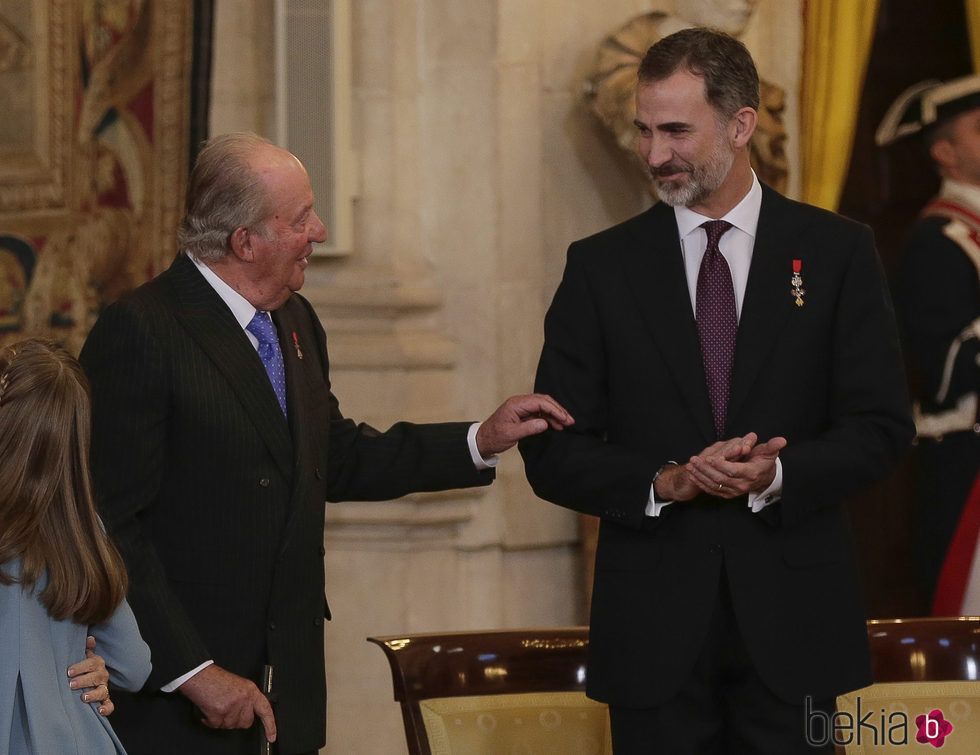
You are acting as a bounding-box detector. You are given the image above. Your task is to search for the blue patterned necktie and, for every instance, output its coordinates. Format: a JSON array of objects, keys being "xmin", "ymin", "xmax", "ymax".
[
  {"xmin": 696, "ymin": 220, "xmax": 735, "ymax": 440},
  {"xmin": 247, "ymin": 311, "xmax": 288, "ymax": 418}
]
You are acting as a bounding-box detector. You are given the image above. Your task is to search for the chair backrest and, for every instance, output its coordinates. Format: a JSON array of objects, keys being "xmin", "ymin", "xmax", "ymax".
[
  {"xmin": 836, "ymin": 681, "xmax": 980, "ymax": 753},
  {"xmin": 867, "ymin": 616, "xmax": 980, "ymax": 682},
  {"xmin": 367, "ymin": 627, "xmax": 611, "ymax": 755}
]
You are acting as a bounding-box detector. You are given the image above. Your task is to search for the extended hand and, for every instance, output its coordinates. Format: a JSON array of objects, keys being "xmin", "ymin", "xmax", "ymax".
[
  {"xmin": 68, "ymin": 636, "xmax": 113, "ymax": 716},
  {"xmin": 476, "ymin": 394, "xmax": 573, "ymax": 457},
  {"xmin": 686, "ymin": 434, "xmax": 787, "ymax": 498},
  {"xmin": 179, "ymin": 664, "xmax": 277, "ymax": 743}
]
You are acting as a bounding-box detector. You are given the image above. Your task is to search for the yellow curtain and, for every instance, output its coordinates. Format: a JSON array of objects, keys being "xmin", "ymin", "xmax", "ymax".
[
  {"xmin": 968, "ymin": 0, "xmax": 980, "ymax": 72},
  {"xmin": 800, "ymin": 1, "xmax": 880, "ymax": 211}
]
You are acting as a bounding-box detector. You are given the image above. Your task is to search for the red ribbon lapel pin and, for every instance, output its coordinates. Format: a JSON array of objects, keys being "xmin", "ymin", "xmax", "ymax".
[{"xmin": 291, "ymin": 331, "xmax": 303, "ymax": 359}]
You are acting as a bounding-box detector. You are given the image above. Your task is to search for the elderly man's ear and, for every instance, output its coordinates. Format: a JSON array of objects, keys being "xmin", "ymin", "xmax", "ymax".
[{"xmin": 230, "ymin": 226, "xmax": 255, "ymax": 263}]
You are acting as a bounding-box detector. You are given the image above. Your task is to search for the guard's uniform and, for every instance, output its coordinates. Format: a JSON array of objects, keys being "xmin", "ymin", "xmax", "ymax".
[{"xmin": 898, "ymin": 180, "xmax": 980, "ymax": 603}]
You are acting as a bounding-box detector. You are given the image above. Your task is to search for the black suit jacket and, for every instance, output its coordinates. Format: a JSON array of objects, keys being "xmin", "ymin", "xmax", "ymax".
[
  {"xmin": 80, "ymin": 254, "xmax": 493, "ymax": 754},
  {"xmin": 520, "ymin": 186, "xmax": 914, "ymax": 708}
]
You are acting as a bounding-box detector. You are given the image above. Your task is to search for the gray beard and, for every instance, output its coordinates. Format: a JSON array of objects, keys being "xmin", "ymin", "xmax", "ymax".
[{"xmin": 652, "ymin": 144, "xmax": 735, "ymax": 208}]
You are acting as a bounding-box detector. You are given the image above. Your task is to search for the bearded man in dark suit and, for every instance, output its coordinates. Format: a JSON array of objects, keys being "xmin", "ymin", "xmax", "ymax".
[
  {"xmin": 79, "ymin": 132, "xmax": 571, "ymax": 755},
  {"xmin": 520, "ymin": 28, "xmax": 913, "ymax": 753}
]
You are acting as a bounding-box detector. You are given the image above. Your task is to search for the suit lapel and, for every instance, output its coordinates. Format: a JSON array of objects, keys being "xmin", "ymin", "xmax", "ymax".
[
  {"xmin": 727, "ymin": 187, "xmax": 794, "ymax": 426},
  {"xmin": 620, "ymin": 204, "xmax": 716, "ymax": 442},
  {"xmin": 272, "ymin": 302, "xmax": 312, "ymax": 477},
  {"xmin": 167, "ymin": 255, "xmax": 294, "ymax": 480},
  {"xmin": 271, "ymin": 298, "xmax": 331, "ymax": 557}
]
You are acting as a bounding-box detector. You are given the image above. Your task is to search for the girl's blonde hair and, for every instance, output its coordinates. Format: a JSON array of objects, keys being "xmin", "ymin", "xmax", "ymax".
[{"xmin": 0, "ymin": 338, "xmax": 127, "ymax": 624}]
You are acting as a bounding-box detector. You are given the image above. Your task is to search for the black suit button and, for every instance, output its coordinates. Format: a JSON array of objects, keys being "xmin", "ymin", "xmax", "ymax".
[
  {"xmin": 314, "ymin": 466, "xmax": 323, "ymax": 480},
  {"xmin": 319, "ymin": 545, "xmax": 326, "ymax": 556},
  {"xmin": 709, "ymin": 544, "xmax": 722, "ymax": 555},
  {"xmin": 314, "ymin": 617, "xmax": 323, "ymax": 627},
  {"xmin": 269, "ymin": 621, "xmax": 277, "ymax": 630},
  {"xmin": 259, "ymin": 478, "xmax": 270, "ymax": 488}
]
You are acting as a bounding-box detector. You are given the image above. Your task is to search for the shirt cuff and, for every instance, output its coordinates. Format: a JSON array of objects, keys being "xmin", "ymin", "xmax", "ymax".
[
  {"xmin": 645, "ymin": 461, "xmax": 678, "ymax": 517},
  {"xmin": 467, "ymin": 422, "xmax": 499, "ymax": 470},
  {"xmin": 161, "ymin": 660, "xmax": 214, "ymax": 693},
  {"xmin": 645, "ymin": 484, "xmax": 673, "ymax": 517},
  {"xmin": 748, "ymin": 457, "xmax": 783, "ymax": 512}
]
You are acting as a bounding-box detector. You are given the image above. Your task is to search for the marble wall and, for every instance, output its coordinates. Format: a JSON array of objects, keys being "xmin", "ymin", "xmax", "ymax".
[{"xmin": 209, "ymin": 0, "xmax": 803, "ymax": 751}]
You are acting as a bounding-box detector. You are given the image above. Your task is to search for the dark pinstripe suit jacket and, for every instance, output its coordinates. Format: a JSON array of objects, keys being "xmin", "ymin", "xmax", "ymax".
[
  {"xmin": 80, "ymin": 253, "xmax": 493, "ymax": 754},
  {"xmin": 521, "ymin": 187, "xmax": 914, "ymax": 710}
]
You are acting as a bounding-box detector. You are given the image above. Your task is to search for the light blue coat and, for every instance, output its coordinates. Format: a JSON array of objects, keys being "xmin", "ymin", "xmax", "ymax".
[{"xmin": 0, "ymin": 559, "xmax": 151, "ymax": 754}]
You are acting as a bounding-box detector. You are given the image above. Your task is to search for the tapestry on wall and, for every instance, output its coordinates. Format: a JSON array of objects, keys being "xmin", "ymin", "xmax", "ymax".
[{"xmin": 0, "ymin": 0, "xmax": 205, "ymax": 353}]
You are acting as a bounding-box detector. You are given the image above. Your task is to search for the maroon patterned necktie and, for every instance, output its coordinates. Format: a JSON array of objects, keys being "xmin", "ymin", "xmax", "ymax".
[{"xmin": 696, "ymin": 220, "xmax": 735, "ymax": 439}]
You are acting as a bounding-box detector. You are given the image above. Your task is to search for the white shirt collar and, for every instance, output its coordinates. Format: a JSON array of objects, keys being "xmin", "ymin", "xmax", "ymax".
[
  {"xmin": 940, "ymin": 178, "xmax": 980, "ymax": 212},
  {"xmin": 187, "ymin": 253, "xmax": 263, "ymax": 327},
  {"xmin": 673, "ymin": 170, "xmax": 762, "ymax": 240}
]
